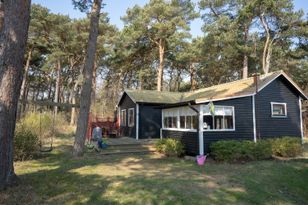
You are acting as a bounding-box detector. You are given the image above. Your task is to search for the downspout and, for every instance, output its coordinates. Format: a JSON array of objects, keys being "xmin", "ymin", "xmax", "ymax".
[
  {"xmin": 188, "ymin": 103, "xmax": 204, "ymax": 156},
  {"xmin": 299, "ymin": 97, "xmax": 304, "ymax": 144},
  {"xmin": 136, "ymin": 103, "xmax": 139, "ymax": 140},
  {"xmin": 253, "ymin": 73, "xmax": 260, "ymax": 142}
]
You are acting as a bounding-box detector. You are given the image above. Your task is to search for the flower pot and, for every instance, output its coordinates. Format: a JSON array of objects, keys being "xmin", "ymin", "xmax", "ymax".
[{"xmin": 197, "ymin": 155, "xmax": 206, "ymax": 165}]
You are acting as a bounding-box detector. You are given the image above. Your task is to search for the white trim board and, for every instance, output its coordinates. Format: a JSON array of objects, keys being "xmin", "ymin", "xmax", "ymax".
[
  {"xmin": 270, "ymin": 102, "xmax": 287, "ymax": 118},
  {"xmin": 136, "ymin": 104, "xmax": 139, "ymax": 140},
  {"xmin": 252, "ymin": 95, "xmax": 257, "ymax": 142},
  {"xmin": 195, "ymin": 94, "xmax": 254, "ymax": 104},
  {"xmin": 198, "ymin": 104, "xmax": 204, "ymax": 156},
  {"xmin": 299, "ymin": 97, "xmax": 304, "ymax": 144},
  {"xmin": 258, "ymin": 72, "xmax": 308, "ymax": 99}
]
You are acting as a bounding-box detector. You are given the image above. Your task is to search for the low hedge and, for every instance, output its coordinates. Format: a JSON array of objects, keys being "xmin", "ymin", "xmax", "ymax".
[
  {"xmin": 155, "ymin": 138, "xmax": 185, "ymax": 157},
  {"xmin": 210, "ymin": 137, "xmax": 302, "ymax": 162},
  {"xmin": 269, "ymin": 137, "xmax": 302, "ymax": 157}
]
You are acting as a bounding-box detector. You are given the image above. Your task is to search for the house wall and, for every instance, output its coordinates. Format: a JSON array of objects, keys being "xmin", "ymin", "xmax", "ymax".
[
  {"xmin": 256, "ymin": 76, "xmax": 301, "ymax": 138},
  {"xmin": 119, "ymin": 94, "xmax": 136, "ymax": 138},
  {"xmin": 162, "ymin": 130, "xmax": 199, "ymax": 155},
  {"xmin": 161, "ymin": 97, "xmax": 254, "ymax": 155},
  {"xmin": 139, "ymin": 104, "xmax": 161, "ymax": 139},
  {"xmin": 202, "ymin": 96, "xmax": 254, "ymax": 153}
]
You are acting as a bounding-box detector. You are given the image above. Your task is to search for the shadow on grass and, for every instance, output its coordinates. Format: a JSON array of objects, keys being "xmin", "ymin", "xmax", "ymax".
[{"xmin": 1, "ymin": 140, "xmax": 308, "ymax": 205}]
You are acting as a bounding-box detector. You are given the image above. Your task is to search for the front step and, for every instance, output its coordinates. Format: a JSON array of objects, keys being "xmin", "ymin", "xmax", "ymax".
[{"xmin": 99, "ymin": 144, "xmax": 156, "ymax": 155}]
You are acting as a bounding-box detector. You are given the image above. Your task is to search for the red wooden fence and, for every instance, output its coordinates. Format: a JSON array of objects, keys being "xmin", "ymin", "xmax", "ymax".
[{"xmin": 86, "ymin": 112, "xmax": 119, "ymax": 140}]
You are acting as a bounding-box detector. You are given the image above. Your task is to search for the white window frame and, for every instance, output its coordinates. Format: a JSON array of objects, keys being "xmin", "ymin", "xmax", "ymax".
[
  {"xmin": 121, "ymin": 109, "xmax": 126, "ymax": 126},
  {"xmin": 162, "ymin": 106, "xmax": 198, "ymax": 132},
  {"xmin": 203, "ymin": 105, "xmax": 235, "ymax": 132},
  {"xmin": 128, "ymin": 108, "xmax": 135, "ymax": 127},
  {"xmin": 271, "ymin": 102, "xmax": 287, "ymax": 118}
]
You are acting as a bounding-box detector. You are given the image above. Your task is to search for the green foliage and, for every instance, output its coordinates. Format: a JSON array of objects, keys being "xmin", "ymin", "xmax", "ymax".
[
  {"xmin": 155, "ymin": 138, "xmax": 185, "ymax": 157},
  {"xmin": 14, "ymin": 127, "xmax": 39, "ymax": 161},
  {"xmin": 210, "ymin": 137, "xmax": 303, "ymax": 162},
  {"xmin": 20, "ymin": 112, "xmax": 54, "ymax": 138},
  {"xmin": 270, "ymin": 137, "xmax": 302, "ymax": 157}
]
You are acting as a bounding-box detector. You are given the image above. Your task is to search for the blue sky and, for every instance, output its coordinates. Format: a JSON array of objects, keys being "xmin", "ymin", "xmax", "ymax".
[{"xmin": 32, "ymin": 0, "xmax": 307, "ymax": 37}]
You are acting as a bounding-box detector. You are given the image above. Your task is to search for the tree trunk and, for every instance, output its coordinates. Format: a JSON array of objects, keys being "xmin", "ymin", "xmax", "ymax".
[
  {"xmin": 157, "ymin": 39, "xmax": 165, "ymax": 91},
  {"xmin": 73, "ymin": 0, "xmax": 102, "ymax": 157},
  {"xmin": 91, "ymin": 60, "xmax": 97, "ymax": 105},
  {"xmin": 20, "ymin": 47, "xmax": 32, "ymax": 114},
  {"xmin": 20, "ymin": 48, "xmax": 32, "ymax": 100},
  {"xmin": 242, "ymin": 24, "xmax": 249, "ymax": 79},
  {"xmin": 70, "ymin": 81, "xmax": 78, "ymax": 125},
  {"xmin": 190, "ymin": 63, "xmax": 197, "ymax": 91},
  {"xmin": 0, "ymin": 0, "xmax": 31, "ymax": 189},
  {"xmin": 260, "ymin": 13, "xmax": 271, "ymax": 74},
  {"xmin": 54, "ymin": 60, "xmax": 61, "ymax": 115}
]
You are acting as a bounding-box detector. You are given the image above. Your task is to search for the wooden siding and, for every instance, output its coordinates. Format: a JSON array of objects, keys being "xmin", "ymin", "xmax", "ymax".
[
  {"xmin": 139, "ymin": 104, "xmax": 161, "ymax": 139},
  {"xmin": 256, "ymin": 76, "xmax": 301, "ymax": 138},
  {"xmin": 119, "ymin": 93, "xmax": 136, "ymax": 138},
  {"xmin": 202, "ymin": 97, "xmax": 254, "ymax": 153},
  {"xmin": 162, "ymin": 130, "xmax": 199, "ymax": 155}
]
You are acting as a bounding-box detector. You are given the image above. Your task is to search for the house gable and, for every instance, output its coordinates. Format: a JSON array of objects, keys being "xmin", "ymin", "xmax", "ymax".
[{"xmin": 256, "ymin": 75, "xmax": 302, "ymax": 138}]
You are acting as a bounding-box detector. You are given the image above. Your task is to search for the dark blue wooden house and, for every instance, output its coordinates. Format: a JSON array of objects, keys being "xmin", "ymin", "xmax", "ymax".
[{"xmin": 117, "ymin": 71, "xmax": 307, "ymax": 155}]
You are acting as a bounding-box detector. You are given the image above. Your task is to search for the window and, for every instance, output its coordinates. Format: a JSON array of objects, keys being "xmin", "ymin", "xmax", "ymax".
[
  {"xmin": 271, "ymin": 102, "xmax": 287, "ymax": 117},
  {"xmin": 120, "ymin": 109, "xmax": 126, "ymax": 126},
  {"xmin": 203, "ymin": 105, "xmax": 235, "ymax": 131},
  {"xmin": 179, "ymin": 115, "xmax": 198, "ymax": 129},
  {"xmin": 162, "ymin": 106, "xmax": 198, "ymax": 131},
  {"xmin": 128, "ymin": 108, "xmax": 134, "ymax": 127}
]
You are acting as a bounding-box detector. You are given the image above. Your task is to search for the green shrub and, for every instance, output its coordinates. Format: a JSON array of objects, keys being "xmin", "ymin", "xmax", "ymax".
[
  {"xmin": 14, "ymin": 126, "xmax": 39, "ymax": 161},
  {"xmin": 155, "ymin": 138, "xmax": 185, "ymax": 157},
  {"xmin": 210, "ymin": 140, "xmax": 272, "ymax": 162},
  {"xmin": 21, "ymin": 112, "xmax": 53, "ymax": 138},
  {"xmin": 270, "ymin": 137, "xmax": 302, "ymax": 157},
  {"xmin": 210, "ymin": 137, "xmax": 302, "ymax": 162}
]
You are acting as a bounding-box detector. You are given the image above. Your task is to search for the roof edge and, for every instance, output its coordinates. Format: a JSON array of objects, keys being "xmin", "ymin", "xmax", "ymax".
[{"xmin": 258, "ymin": 71, "xmax": 308, "ymax": 100}]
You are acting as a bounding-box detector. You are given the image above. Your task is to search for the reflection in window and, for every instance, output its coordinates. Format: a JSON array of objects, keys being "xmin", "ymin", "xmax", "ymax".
[
  {"xmin": 271, "ymin": 103, "xmax": 287, "ymax": 117},
  {"xmin": 203, "ymin": 106, "xmax": 234, "ymax": 130}
]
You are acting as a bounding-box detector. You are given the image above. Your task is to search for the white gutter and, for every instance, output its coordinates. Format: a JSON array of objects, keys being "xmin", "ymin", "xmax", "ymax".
[
  {"xmin": 252, "ymin": 95, "xmax": 257, "ymax": 142},
  {"xmin": 136, "ymin": 103, "xmax": 139, "ymax": 140},
  {"xmin": 299, "ymin": 97, "xmax": 304, "ymax": 144}
]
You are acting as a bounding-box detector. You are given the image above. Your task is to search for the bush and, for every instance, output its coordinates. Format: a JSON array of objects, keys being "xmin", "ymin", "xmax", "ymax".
[
  {"xmin": 270, "ymin": 137, "xmax": 302, "ymax": 157},
  {"xmin": 210, "ymin": 140, "xmax": 272, "ymax": 162},
  {"xmin": 155, "ymin": 138, "xmax": 185, "ymax": 157},
  {"xmin": 14, "ymin": 126, "xmax": 39, "ymax": 161},
  {"xmin": 210, "ymin": 137, "xmax": 302, "ymax": 162}
]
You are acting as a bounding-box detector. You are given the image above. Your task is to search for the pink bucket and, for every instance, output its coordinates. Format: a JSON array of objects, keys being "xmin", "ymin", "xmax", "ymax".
[{"xmin": 197, "ymin": 155, "xmax": 206, "ymax": 165}]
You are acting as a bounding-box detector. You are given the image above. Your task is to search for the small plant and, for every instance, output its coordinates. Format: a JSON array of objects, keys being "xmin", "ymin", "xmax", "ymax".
[
  {"xmin": 269, "ymin": 137, "xmax": 302, "ymax": 157},
  {"xmin": 155, "ymin": 138, "xmax": 185, "ymax": 157},
  {"xmin": 14, "ymin": 126, "xmax": 39, "ymax": 161}
]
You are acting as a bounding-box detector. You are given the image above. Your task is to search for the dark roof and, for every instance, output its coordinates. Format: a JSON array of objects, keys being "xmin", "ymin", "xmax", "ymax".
[{"xmin": 119, "ymin": 71, "xmax": 307, "ymax": 105}]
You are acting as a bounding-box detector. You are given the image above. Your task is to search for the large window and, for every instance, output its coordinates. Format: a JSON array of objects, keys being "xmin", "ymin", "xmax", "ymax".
[
  {"xmin": 163, "ymin": 106, "xmax": 198, "ymax": 131},
  {"xmin": 121, "ymin": 109, "xmax": 126, "ymax": 126},
  {"xmin": 271, "ymin": 102, "xmax": 287, "ymax": 117},
  {"xmin": 203, "ymin": 105, "xmax": 235, "ymax": 131},
  {"xmin": 128, "ymin": 108, "xmax": 134, "ymax": 127}
]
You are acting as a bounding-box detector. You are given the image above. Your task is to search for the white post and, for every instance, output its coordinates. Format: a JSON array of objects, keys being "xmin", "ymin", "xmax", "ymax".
[
  {"xmin": 198, "ymin": 104, "xmax": 204, "ymax": 156},
  {"xmin": 299, "ymin": 97, "xmax": 304, "ymax": 144},
  {"xmin": 136, "ymin": 103, "xmax": 139, "ymax": 140},
  {"xmin": 160, "ymin": 128, "xmax": 162, "ymax": 139},
  {"xmin": 252, "ymin": 95, "xmax": 257, "ymax": 142}
]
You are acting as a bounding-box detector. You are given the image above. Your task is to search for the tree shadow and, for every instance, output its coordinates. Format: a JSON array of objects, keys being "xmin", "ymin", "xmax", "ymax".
[{"xmin": 1, "ymin": 143, "xmax": 308, "ymax": 205}]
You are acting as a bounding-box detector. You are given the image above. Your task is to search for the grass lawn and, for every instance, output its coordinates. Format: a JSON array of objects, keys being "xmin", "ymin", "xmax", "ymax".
[{"xmin": 1, "ymin": 134, "xmax": 308, "ymax": 205}]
